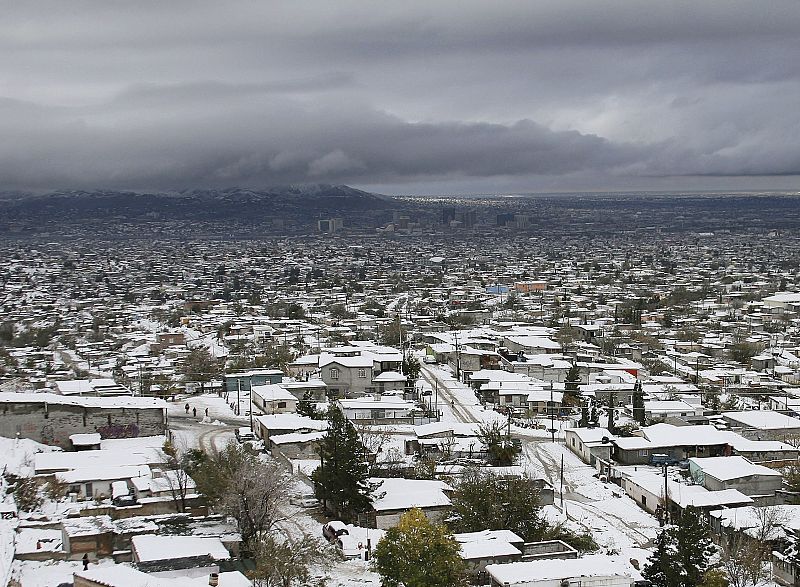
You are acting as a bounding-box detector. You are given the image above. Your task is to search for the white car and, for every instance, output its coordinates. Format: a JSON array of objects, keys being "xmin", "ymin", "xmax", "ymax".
[{"xmin": 290, "ymin": 494, "xmax": 320, "ymax": 508}]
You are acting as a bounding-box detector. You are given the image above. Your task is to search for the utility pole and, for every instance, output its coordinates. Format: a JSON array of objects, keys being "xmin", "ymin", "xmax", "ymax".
[
  {"xmin": 550, "ymin": 381, "xmax": 556, "ymax": 442},
  {"xmin": 560, "ymin": 454, "xmax": 564, "ymax": 508},
  {"xmin": 453, "ymin": 330, "xmax": 461, "ymax": 382}
]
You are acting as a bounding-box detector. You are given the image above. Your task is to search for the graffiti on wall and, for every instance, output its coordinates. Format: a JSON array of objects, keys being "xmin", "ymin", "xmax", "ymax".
[{"xmin": 97, "ymin": 423, "xmax": 140, "ymax": 439}]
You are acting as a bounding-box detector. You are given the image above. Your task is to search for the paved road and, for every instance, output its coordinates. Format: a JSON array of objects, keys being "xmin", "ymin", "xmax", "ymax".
[
  {"xmin": 169, "ymin": 413, "xmax": 237, "ymax": 453},
  {"xmin": 419, "ymin": 364, "xmax": 480, "ymax": 423}
]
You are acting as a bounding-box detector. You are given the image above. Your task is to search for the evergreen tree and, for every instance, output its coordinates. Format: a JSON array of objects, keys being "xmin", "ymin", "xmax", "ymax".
[
  {"xmin": 296, "ymin": 391, "xmax": 323, "ymax": 419},
  {"xmin": 606, "ymin": 392, "xmax": 617, "ymax": 434},
  {"xmin": 402, "ymin": 354, "xmax": 421, "ymax": 387},
  {"xmin": 477, "ymin": 420, "xmax": 519, "ymax": 466},
  {"xmin": 632, "ymin": 380, "xmax": 646, "ymax": 424},
  {"xmin": 311, "ymin": 405, "xmax": 373, "ymax": 521},
  {"xmin": 564, "ymin": 364, "xmax": 582, "ymax": 405},
  {"xmin": 373, "ymin": 508, "xmax": 468, "ymax": 587},
  {"xmin": 643, "ymin": 506, "xmax": 716, "ymax": 587},
  {"xmin": 580, "ymin": 404, "xmax": 590, "ymax": 427}
]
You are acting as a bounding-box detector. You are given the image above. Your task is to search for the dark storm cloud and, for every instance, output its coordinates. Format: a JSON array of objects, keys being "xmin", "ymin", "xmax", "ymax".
[{"xmin": 2, "ymin": 1, "xmax": 800, "ymax": 193}]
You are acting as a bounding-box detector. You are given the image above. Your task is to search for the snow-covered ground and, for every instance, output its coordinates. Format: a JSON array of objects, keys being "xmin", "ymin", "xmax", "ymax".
[
  {"xmin": 168, "ymin": 393, "xmax": 250, "ymax": 424},
  {"xmin": 11, "ymin": 558, "xmax": 117, "ymax": 587},
  {"xmin": 521, "ymin": 440, "xmax": 660, "ymax": 580}
]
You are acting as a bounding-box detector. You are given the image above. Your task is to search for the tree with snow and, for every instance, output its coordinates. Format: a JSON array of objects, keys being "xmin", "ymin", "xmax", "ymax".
[
  {"xmin": 643, "ymin": 506, "xmax": 716, "ymax": 587},
  {"xmin": 312, "ymin": 405, "xmax": 373, "ymax": 522}
]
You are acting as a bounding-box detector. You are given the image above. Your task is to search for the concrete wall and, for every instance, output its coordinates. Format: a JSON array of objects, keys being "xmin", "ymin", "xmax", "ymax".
[
  {"xmin": 374, "ymin": 505, "xmax": 449, "ymax": 530},
  {"xmin": 705, "ymin": 473, "xmax": 783, "ymax": 496},
  {"xmin": 0, "ymin": 402, "xmax": 165, "ymax": 449}
]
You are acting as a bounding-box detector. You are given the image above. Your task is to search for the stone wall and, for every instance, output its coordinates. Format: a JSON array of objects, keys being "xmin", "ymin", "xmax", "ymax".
[{"xmin": 0, "ymin": 401, "xmax": 165, "ymax": 449}]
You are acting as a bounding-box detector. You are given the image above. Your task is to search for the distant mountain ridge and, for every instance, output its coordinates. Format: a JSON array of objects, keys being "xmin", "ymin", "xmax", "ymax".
[{"xmin": 0, "ymin": 184, "xmax": 393, "ymax": 227}]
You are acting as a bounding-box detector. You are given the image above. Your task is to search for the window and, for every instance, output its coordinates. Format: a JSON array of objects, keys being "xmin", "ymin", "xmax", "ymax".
[
  {"xmin": 85, "ymin": 483, "xmax": 93, "ymax": 497},
  {"xmin": 638, "ymin": 450, "xmax": 649, "ymax": 457},
  {"xmin": 277, "ymin": 402, "xmax": 286, "ymax": 409},
  {"xmin": 358, "ymin": 368, "xmax": 366, "ymax": 378},
  {"xmin": 330, "ymin": 368, "xmax": 339, "ymax": 380},
  {"xmin": 641, "ymin": 495, "xmax": 647, "ymax": 506}
]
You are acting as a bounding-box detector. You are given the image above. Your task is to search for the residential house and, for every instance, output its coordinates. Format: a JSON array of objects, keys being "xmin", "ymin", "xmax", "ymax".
[
  {"xmin": 621, "ymin": 469, "xmax": 753, "ymax": 518},
  {"xmin": 253, "ymin": 413, "xmax": 326, "ymax": 442},
  {"xmin": 688, "ymin": 456, "xmax": 783, "ymax": 496},
  {"xmin": 721, "ymin": 410, "xmax": 800, "ymax": 442},
  {"xmin": 269, "ymin": 431, "xmax": 326, "ymax": 459},
  {"xmin": 455, "ymin": 529, "xmax": 524, "ymax": 576},
  {"xmin": 224, "ymin": 369, "xmax": 283, "ymax": 393},
  {"xmin": 337, "ymin": 396, "xmax": 416, "ymax": 424},
  {"xmin": 486, "ymin": 555, "xmax": 634, "ymax": 587},
  {"xmin": 366, "ymin": 477, "xmax": 453, "ymax": 529},
  {"xmin": 612, "ymin": 423, "xmax": 730, "ymax": 465},
  {"xmin": 250, "ymin": 384, "xmax": 298, "ymax": 415},
  {"xmin": 565, "ymin": 428, "xmax": 616, "ymax": 468}
]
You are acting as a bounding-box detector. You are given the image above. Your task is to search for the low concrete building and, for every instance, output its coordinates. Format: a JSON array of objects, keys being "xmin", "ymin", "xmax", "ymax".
[
  {"xmin": 721, "ymin": 410, "xmax": 800, "ymax": 442},
  {"xmin": 253, "ymin": 413, "xmax": 326, "ymax": 441},
  {"xmin": 269, "ymin": 431, "xmax": 325, "ymax": 459},
  {"xmin": 688, "ymin": 456, "xmax": 783, "ymax": 496},
  {"xmin": 0, "ymin": 392, "xmax": 167, "ymax": 449},
  {"xmin": 250, "ymin": 384, "xmax": 298, "ymax": 415},
  {"xmin": 486, "ymin": 555, "xmax": 634, "ymax": 586},
  {"xmin": 366, "ymin": 478, "xmax": 453, "ymax": 529},
  {"xmin": 621, "ymin": 469, "xmax": 752, "ymax": 517},
  {"xmin": 455, "ymin": 529, "xmax": 524, "ymax": 576},
  {"xmin": 565, "ymin": 427, "xmax": 616, "ymax": 467}
]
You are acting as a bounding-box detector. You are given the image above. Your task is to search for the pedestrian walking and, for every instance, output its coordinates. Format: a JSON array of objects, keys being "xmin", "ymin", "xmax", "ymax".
[
  {"xmin": 192, "ymin": 407, "xmax": 197, "ymax": 417},
  {"xmin": 184, "ymin": 403, "xmax": 189, "ymax": 414},
  {"xmin": 82, "ymin": 553, "xmax": 89, "ymax": 571},
  {"xmin": 205, "ymin": 407, "xmax": 209, "ymax": 417}
]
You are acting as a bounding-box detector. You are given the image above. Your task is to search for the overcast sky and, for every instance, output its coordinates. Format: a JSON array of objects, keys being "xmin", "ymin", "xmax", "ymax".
[{"xmin": 3, "ymin": 1, "xmax": 800, "ymax": 194}]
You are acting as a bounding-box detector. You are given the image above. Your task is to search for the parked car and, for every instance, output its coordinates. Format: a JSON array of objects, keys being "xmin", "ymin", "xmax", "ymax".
[
  {"xmin": 290, "ymin": 493, "xmax": 320, "ymax": 508},
  {"xmin": 235, "ymin": 427, "xmax": 255, "ymax": 443},
  {"xmin": 322, "ymin": 521, "xmax": 349, "ymax": 542},
  {"xmin": 423, "ymin": 355, "xmax": 437, "ymax": 364}
]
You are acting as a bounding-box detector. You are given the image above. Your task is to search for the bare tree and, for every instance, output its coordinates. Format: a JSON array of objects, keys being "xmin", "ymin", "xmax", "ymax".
[
  {"xmin": 438, "ymin": 435, "xmax": 456, "ymax": 460},
  {"xmin": 162, "ymin": 439, "xmax": 196, "ymax": 513},
  {"xmin": 221, "ymin": 456, "xmax": 292, "ymax": 546},
  {"xmin": 355, "ymin": 423, "xmax": 391, "ymax": 457},
  {"xmin": 249, "ymin": 530, "xmax": 338, "ymax": 587},
  {"xmin": 720, "ymin": 534, "xmax": 767, "ymax": 587},
  {"xmin": 720, "ymin": 506, "xmax": 790, "ymax": 587},
  {"xmin": 751, "ymin": 505, "xmax": 791, "ymax": 544}
]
